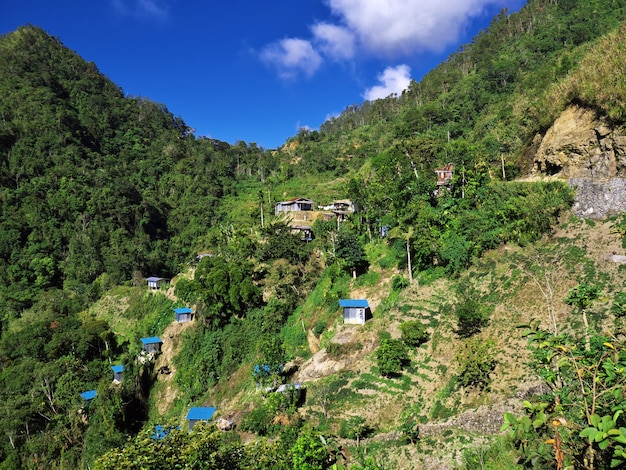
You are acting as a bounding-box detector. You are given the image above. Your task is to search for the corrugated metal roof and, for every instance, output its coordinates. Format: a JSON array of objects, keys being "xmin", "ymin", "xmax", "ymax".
[
  {"xmin": 339, "ymin": 299, "xmax": 369, "ymax": 308},
  {"xmin": 141, "ymin": 336, "xmax": 162, "ymax": 344},
  {"xmin": 186, "ymin": 406, "xmax": 216, "ymax": 421},
  {"xmin": 111, "ymin": 365, "xmax": 124, "ymax": 373},
  {"xmin": 174, "ymin": 307, "xmax": 193, "ymax": 314},
  {"xmin": 151, "ymin": 424, "xmax": 180, "ymax": 440},
  {"xmin": 276, "ymin": 383, "xmax": 302, "ymax": 393},
  {"xmin": 145, "ymin": 277, "xmax": 164, "ymax": 282},
  {"xmin": 80, "ymin": 390, "xmax": 97, "ymax": 400}
]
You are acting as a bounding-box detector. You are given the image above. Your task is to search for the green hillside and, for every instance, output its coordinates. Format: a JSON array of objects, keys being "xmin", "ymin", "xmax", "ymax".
[{"xmin": 2, "ymin": 0, "xmax": 626, "ymax": 468}]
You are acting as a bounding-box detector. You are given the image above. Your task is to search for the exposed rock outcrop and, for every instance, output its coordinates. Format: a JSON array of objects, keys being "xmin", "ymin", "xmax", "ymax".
[
  {"xmin": 532, "ymin": 105, "xmax": 626, "ymax": 219},
  {"xmin": 533, "ymin": 105, "xmax": 626, "ymax": 179},
  {"xmin": 569, "ymin": 178, "xmax": 626, "ymax": 218}
]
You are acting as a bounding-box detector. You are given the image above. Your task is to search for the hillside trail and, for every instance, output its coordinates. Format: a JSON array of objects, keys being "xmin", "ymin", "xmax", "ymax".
[
  {"xmin": 152, "ymin": 268, "xmax": 196, "ymax": 415},
  {"xmin": 153, "ymin": 320, "xmax": 194, "ymax": 414}
]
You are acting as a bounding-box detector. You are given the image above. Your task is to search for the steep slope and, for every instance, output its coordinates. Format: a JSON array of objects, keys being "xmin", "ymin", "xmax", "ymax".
[{"xmin": 4, "ymin": 1, "xmax": 626, "ymax": 469}]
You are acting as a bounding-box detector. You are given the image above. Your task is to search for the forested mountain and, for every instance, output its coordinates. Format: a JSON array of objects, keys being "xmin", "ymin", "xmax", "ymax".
[
  {"xmin": 2, "ymin": 0, "xmax": 626, "ymax": 468},
  {"xmin": 0, "ymin": 26, "xmax": 287, "ymax": 317}
]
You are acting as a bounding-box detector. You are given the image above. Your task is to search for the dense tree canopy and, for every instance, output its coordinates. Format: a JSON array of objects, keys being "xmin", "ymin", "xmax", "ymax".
[{"xmin": 2, "ymin": 0, "xmax": 626, "ymax": 467}]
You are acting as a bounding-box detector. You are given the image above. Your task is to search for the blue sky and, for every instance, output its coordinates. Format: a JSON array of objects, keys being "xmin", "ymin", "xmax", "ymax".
[{"xmin": 1, "ymin": 0, "xmax": 524, "ymax": 149}]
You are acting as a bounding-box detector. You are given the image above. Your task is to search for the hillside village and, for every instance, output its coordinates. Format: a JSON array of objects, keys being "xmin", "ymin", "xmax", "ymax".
[{"xmin": 3, "ymin": 2, "xmax": 626, "ymax": 469}]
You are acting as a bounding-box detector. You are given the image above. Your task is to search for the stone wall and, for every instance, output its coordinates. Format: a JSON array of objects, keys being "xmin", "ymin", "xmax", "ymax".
[{"xmin": 569, "ymin": 178, "xmax": 626, "ymax": 219}]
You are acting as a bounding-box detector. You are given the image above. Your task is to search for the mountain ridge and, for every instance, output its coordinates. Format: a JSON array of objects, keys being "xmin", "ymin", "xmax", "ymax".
[{"xmin": 2, "ymin": 1, "xmax": 626, "ymax": 468}]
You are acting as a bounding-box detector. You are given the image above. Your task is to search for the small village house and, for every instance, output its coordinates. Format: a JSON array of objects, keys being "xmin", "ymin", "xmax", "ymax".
[
  {"xmin": 111, "ymin": 365, "xmax": 124, "ymax": 382},
  {"xmin": 186, "ymin": 406, "xmax": 216, "ymax": 431},
  {"xmin": 318, "ymin": 199, "xmax": 356, "ymax": 221},
  {"xmin": 174, "ymin": 307, "xmax": 194, "ymax": 323},
  {"xmin": 274, "ymin": 197, "xmax": 315, "ymax": 215},
  {"xmin": 290, "ymin": 225, "xmax": 314, "ymax": 242},
  {"xmin": 276, "ymin": 383, "xmax": 303, "ymax": 401},
  {"xmin": 435, "ymin": 164, "xmax": 454, "ymax": 186},
  {"xmin": 339, "ymin": 299, "xmax": 372, "ymax": 325},
  {"xmin": 140, "ymin": 336, "xmax": 162, "ymax": 353},
  {"xmin": 146, "ymin": 276, "xmax": 168, "ymax": 290}
]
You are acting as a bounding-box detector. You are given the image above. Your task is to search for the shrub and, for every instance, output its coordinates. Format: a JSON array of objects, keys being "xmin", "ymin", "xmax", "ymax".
[
  {"xmin": 612, "ymin": 292, "xmax": 626, "ymax": 318},
  {"xmin": 326, "ymin": 342, "xmax": 344, "ymax": 358},
  {"xmin": 338, "ymin": 416, "xmax": 374, "ymax": 440},
  {"xmin": 454, "ymin": 280, "xmax": 490, "ymax": 338},
  {"xmin": 240, "ymin": 406, "xmax": 273, "ymax": 436},
  {"xmin": 392, "ymin": 275, "xmax": 410, "ymax": 291},
  {"xmin": 290, "ymin": 430, "xmax": 331, "ymax": 470},
  {"xmin": 312, "ymin": 320, "xmax": 326, "ymax": 337},
  {"xmin": 399, "ymin": 418, "xmax": 419, "ymax": 444},
  {"xmin": 455, "ymin": 337, "xmax": 497, "ymax": 390},
  {"xmin": 399, "ymin": 320, "xmax": 429, "ymax": 348},
  {"xmin": 376, "ymin": 337, "xmax": 409, "ymax": 377}
]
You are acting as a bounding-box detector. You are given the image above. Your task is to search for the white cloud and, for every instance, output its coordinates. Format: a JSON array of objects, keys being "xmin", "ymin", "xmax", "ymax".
[
  {"xmin": 326, "ymin": 0, "xmax": 500, "ymax": 55},
  {"xmin": 363, "ymin": 64, "xmax": 411, "ymax": 101},
  {"xmin": 260, "ymin": 0, "xmax": 508, "ymax": 79},
  {"xmin": 260, "ymin": 38, "xmax": 323, "ymax": 79},
  {"xmin": 312, "ymin": 23, "xmax": 355, "ymax": 60},
  {"xmin": 111, "ymin": 0, "xmax": 169, "ymax": 19}
]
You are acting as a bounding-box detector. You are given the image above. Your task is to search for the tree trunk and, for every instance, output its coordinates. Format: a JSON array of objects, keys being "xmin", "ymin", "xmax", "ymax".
[
  {"xmin": 584, "ymin": 441, "xmax": 596, "ymax": 470},
  {"xmin": 260, "ymin": 200, "xmax": 264, "ymax": 228},
  {"xmin": 406, "ymin": 239, "xmax": 413, "ymax": 285},
  {"xmin": 582, "ymin": 310, "xmax": 590, "ymax": 351}
]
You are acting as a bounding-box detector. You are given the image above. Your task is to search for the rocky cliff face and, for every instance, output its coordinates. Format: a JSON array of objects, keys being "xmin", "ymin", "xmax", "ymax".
[
  {"xmin": 533, "ymin": 105, "xmax": 626, "ymax": 179},
  {"xmin": 532, "ymin": 105, "xmax": 626, "ymax": 219}
]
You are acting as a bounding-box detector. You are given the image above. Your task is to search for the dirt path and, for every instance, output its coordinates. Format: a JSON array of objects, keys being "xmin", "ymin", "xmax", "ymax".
[
  {"xmin": 152, "ymin": 269, "xmax": 196, "ymax": 415},
  {"xmin": 153, "ymin": 320, "xmax": 194, "ymax": 414}
]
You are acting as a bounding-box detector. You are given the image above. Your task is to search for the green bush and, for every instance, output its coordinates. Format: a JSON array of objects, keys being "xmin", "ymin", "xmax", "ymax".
[
  {"xmin": 612, "ymin": 292, "xmax": 626, "ymax": 318},
  {"xmin": 399, "ymin": 320, "xmax": 429, "ymax": 348},
  {"xmin": 240, "ymin": 406, "xmax": 273, "ymax": 436},
  {"xmin": 312, "ymin": 320, "xmax": 326, "ymax": 338},
  {"xmin": 455, "ymin": 337, "xmax": 497, "ymax": 390},
  {"xmin": 338, "ymin": 416, "xmax": 374, "ymax": 440},
  {"xmin": 399, "ymin": 418, "xmax": 419, "ymax": 444},
  {"xmin": 454, "ymin": 281, "xmax": 491, "ymax": 338},
  {"xmin": 290, "ymin": 430, "xmax": 331, "ymax": 470},
  {"xmin": 375, "ymin": 337, "xmax": 409, "ymax": 377},
  {"xmin": 391, "ymin": 275, "xmax": 410, "ymax": 291},
  {"xmin": 326, "ymin": 342, "xmax": 344, "ymax": 358}
]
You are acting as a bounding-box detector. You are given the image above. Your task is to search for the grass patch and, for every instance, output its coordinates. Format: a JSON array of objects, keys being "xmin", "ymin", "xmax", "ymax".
[{"xmin": 354, "ymin": 270, "xmax": 381, "ymax": 288}]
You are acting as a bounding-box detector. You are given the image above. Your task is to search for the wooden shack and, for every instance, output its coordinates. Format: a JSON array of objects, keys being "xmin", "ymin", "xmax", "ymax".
[
  {"xmin": 274, "ymin": 197, "xmax": 315, "ymax": 215},
  {"xmin": 290, "ymin": 225, "xmax": 313, "ymax": 242},
  {"xmin": 435, "ymin": 164, "xmax": 454, "ymax": 186}
]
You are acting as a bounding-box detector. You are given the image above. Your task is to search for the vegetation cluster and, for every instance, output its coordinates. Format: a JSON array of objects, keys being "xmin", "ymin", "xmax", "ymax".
[{"xmin": 1, "ymin": 0, "xmax": 626, "ymax": 468}]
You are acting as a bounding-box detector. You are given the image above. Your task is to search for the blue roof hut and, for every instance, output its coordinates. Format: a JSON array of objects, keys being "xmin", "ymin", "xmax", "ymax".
[
  {"xmin": 339, "ymin": 299, "xmax": 372, "ymax": 325},
  {"xmin": 140, "ymin": 336, "xmax": 162, "ymax": 353},
  {"xmin": 174, "ymin": 307, "xmax": 194, "ymax": 323},
  {"xmin": 79, "ymin": 390, "xmax": 97, "ymax": 401},
  {"xmin": 111, "ymin": 365, "xmax": 124, "ymax": 382},
  {"xmin": 186, "ymin": 406, "xmax": 216, "ymax": 431}
]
